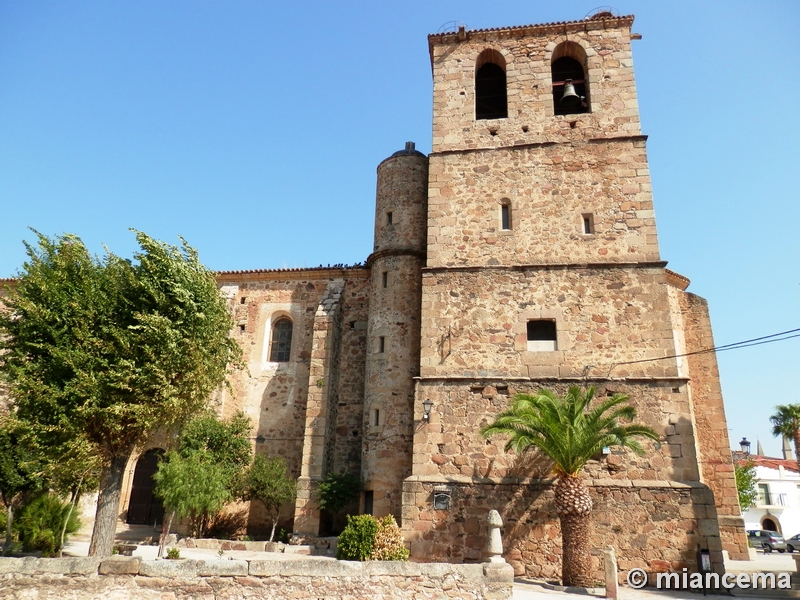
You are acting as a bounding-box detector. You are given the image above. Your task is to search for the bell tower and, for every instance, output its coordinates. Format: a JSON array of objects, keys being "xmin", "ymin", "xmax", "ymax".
[{"xmin": 402, "ymin": 13, "xmax": 747, "ymax": 575}]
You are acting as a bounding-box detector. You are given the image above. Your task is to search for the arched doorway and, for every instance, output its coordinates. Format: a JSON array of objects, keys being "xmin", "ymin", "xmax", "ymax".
[
  {"xmin": 126, "ymin": 449, "xmax": 165, "ymax": 526},
  {"xmin": 762, "ymin": 516, "xmax": 780, "ymax": 533}
]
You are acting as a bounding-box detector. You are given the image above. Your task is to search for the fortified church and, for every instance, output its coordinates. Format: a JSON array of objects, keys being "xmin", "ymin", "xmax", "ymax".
[{"xmin": 30, "ymin": 13, "xmax": 750, "ymax": 580}]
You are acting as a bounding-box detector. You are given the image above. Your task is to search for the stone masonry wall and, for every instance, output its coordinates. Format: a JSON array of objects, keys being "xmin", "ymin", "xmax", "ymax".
[
  {"xmin": 427, "ymin": 140, "xmax": 659, "ymax": 268},
  {"xmin": 677, "ymin": 289, "xmax": 749, "ymax": 559},
  {"xmin": 419, "ymin": 267, "xmax": 682, "ymax": 380},
  {"xmin": 402, "ymin": 478, "xmax": 724, "ymax": 582},
  {"xmin": 0, "ymin": 557, "xmax": 513, "ymax": 600},
  {"xmin": 429, "ymin": 17, "xmax": 640, "ymax": 153}
]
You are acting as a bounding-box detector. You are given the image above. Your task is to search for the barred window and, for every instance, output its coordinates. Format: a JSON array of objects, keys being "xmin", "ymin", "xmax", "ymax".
[{"xmin": 269, "ymin": 318, "xmax": 293, "ymax": 362}]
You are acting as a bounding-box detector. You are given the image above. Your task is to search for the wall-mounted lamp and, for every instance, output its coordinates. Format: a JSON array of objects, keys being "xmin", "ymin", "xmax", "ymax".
[
  {"xmin": 422, "ymin": 399, "xmax": 434, "ymax": 421},
  {"xmin": 740, "ymin": 437, "xmax": 751, "ymax": 456}
]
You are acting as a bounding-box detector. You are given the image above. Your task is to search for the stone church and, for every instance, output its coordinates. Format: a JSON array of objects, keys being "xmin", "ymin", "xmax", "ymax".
[{"xmin": 10, "ymin": 12, "xmax": 749, "ymax": 581}]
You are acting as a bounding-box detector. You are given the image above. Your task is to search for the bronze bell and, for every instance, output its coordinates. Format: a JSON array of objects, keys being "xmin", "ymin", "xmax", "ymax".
[{"xmin": 560, "ymin": 79, "xmax": 582, "ymax": 108}]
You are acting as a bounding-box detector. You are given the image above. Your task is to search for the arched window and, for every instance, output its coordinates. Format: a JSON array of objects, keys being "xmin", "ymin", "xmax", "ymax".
[
  {"xmin": 551, "ymin": 42, "xmax": 589, "ymax": 116},
  {"xmin": 269, "ymin": 317, "xmax": 293, "ymax": 362},
  {"xmin": 475, "ymin": 49, "xmax": 507, "ymax": 120}
]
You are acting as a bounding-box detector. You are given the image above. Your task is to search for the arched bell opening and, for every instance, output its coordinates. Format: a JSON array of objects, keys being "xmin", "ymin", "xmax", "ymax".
[
  {"xmin": 551, "ymin": 42, "xmax": 590, "ymax": 116},
  {"xmin": 475, "ymin": 49, "xmax": 507, "ymax": 120}
]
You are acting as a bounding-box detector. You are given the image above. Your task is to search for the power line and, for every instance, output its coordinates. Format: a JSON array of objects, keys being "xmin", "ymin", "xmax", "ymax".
[{"xmin": 601, "ymin": 327, "xmax": 800, "ymax": 376}]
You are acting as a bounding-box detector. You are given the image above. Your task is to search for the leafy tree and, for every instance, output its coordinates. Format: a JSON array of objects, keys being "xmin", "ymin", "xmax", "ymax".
[
  {"xmin": 735, "ymin": 459, "xmax": 758, "ymax": 510},
  {"xmin": 481, "ymin": 386, "xmax": 658, "ymax": 587},
  {"xmin": 316, "ymin": 472, "xmax": 361, "ymax": 515},
  {"xmin": 153, "ymin": 450, "xmax": 230, "ymax": 550},
  {"xmin": 175, "ymin": 411, "xmax": 252, "ymax": 486},
  {"xmin": 238, "ymin": 455, "xmax": 296, "ymax": 542},
  {"xmin": 770, "ymin": 405, "xmax": 800, "ymax": 474},
  {"xmin": 0, "ymin": 418, "xmax": 42, "ymax": 553},
  {"xmin": 0, "ymin": 231, "xmax": 240, "ymax": 556}
]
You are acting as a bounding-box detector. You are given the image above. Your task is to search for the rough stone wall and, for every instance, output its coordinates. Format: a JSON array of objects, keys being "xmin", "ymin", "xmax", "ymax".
[
  {"xmin": 0, "ymin": 557, "xmax": 514, "ymax": 600},
  {"xmin": 676, "ymin": 288, "xmax": 749, "ymax": 559},
  {"xmin": 402, "ymin": 478, "xmax": 724, "ymax": 582},
  {"xmin": 329, "ymin": 277, "xmax": 370, "ymax": 476},
  {"xmin": 429, "ymin": 17, "xmax": 641, "ymax": 153},
  {"xmin": 419, "ymin": 267, "xmax": 682, "ymax": 380},
  {"xmin": 427, "ymin": 140, "xmax": 659, "ymax": 268}
]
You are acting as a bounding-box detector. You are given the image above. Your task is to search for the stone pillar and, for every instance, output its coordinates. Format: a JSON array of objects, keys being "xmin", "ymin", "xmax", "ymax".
[
  {"xmin": 485, "ymin": 509, "xmax": 505, "ymax": 563},
  {"xmin": 604, "ymin": 546, "xmax": 618, "ymax": 599}
]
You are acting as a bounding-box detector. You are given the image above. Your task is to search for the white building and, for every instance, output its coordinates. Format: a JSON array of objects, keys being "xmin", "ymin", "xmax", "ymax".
[{"xmin": 739, "ymin": 455, "xmax": 800, "ymax": 538}]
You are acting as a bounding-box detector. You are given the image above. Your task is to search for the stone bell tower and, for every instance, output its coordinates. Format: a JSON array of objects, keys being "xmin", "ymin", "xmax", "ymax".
[
  {"xmin": 362, "ymin": 142, "xmax": 428, "ymax": 519},
  {"xmin": 401, "ymin": 13, "xmax": 747, "ymax": 577}
]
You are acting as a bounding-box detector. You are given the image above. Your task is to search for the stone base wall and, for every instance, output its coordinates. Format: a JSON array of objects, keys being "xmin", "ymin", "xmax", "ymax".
[
  {"xmin": 402, "ymin": 478, "xmax": 726, "ymax": 582},
  {"xmin": 0, "ymin": 557, "xmax": 513, "ymax": 600}
]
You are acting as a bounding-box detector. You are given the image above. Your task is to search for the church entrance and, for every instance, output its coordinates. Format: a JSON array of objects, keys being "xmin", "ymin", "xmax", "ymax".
[{"xmin": 126, "ymin": 449, "xmax": 165, "ymax": 526}]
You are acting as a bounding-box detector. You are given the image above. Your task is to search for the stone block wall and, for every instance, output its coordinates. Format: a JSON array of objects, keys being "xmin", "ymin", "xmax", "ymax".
[
  {"xmin": 426, "ymin": 140, "xmax": 659, "ymax": 268},
  {"xmin": 0, "ymin": 556, "xmax": 514, "ymax": 600},
  {"xmin": 419, "ymin": 267, "xmax": 682, "ymax": 380},
  {"xmin": 402, "ymin": 477, "xmax": 725, "ymax": 582}
]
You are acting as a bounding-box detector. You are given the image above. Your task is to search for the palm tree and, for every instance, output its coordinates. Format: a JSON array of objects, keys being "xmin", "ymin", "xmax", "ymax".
[
  {"xmin": 769, "ymin": 405, "xmax": 800, "ymax": 473},
  {"xmin": 481, "ymin": 386, "xmax": 658, "ymax": 587}
]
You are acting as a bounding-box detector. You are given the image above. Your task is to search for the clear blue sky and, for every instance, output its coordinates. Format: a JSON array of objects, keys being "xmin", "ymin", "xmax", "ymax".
[{"xmin": 1, "ymin": 1, "xmax": 798, "ymax": 457}]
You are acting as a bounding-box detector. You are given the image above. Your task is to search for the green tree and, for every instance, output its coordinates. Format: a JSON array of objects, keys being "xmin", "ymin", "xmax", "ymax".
[
  {"xmin": 239, "ymin": 455, "xmax": 296, "ymax": 542},
  {"xmin": 770, "ymin": 405, "xmax": 800, "ymax": 474},
  {"xmin": 735, "ymin": 459, "xmax": 758, "ymax": 510},
  {"xmin": 175, "ymin": 411, "xmax": 252, "ymax": 486},
  {"xmin": 153, "ymin": 450, "xmax": 230, "ymax": 549},
  {"xmin": 0, "ymin": 418, "xmax": 42, "ymax": 554},
  {"xmin": 0, "ymin": 231, "xmax": 240, "ymax": 556},
  {"xmin": 315, "ymin": 472, "xmax": 361, "ymax": 535},
  {"xmin": 481, "ymin": 386, "xmax": 658, "ymax": 587}
]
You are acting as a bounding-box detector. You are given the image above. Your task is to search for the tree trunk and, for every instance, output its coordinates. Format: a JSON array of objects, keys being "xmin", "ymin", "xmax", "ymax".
[
  {"xmin": 158, "ymin": 510, "xmax": 175, "ymax": 558},
  {"xmin": 88, "ymin": 453, "xmax": 129, "ymax": 557},
  {"xmin": 555, "ymin": 474, "xmax": 594, "ymax": 588},
  {"xmin": 4, "ymin": 502, "xmax": 12, "ymax": 555},
  {"xmin": 793, "ymin": 430, "xmax": 800, "ymax": 476},
  {"xmin": 58, "ymin": 476, "xmax": 83, "ymax": 557}
]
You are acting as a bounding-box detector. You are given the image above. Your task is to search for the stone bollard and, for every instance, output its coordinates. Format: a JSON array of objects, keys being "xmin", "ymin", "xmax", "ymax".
[
  {"xmin": 485, "ymin": 509, "xmax": 505, "ymax": 563},
  {"xmin": 604, "ymin": 546, "xmax": 618, "ymax": 599}
]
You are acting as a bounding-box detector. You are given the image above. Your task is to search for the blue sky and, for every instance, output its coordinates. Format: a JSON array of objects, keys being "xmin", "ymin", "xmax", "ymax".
[{"xmin": 1, "ymin": 1, "xmax": 798, "ymax": 456}]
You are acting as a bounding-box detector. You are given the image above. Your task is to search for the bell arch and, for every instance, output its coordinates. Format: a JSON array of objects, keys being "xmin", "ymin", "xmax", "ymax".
[
  {"xmin": 551, "ymin": 41, "xmax": 590, "ymax": 115},
  {"xmin": 475, "ymin": 49, "xmax": 507, "ymax": 120}
]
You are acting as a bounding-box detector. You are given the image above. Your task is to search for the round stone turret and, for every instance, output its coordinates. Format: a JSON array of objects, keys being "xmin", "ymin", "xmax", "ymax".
[
  {"xmin": 362, "ymin": 142, "xmax": 428, "ymax": 520},
  {"xmin": 373, "ymin": 141, "xmax": 428, "ymax": 255}
]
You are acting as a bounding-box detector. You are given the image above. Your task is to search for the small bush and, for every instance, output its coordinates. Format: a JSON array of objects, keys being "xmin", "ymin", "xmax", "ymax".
[
  {"xmin": 166, "ymin": 547, "xmax": 180, "ymax": 560},
  {"xmin": 14, "ymin": 493, "xmax": 80, "ymax": 556},
  {"xmin": 336, "ymin": 514, "xmax": 378, "ymax": 561},
  {"xmin": 370, "ymin": 515, "xmax": 409, "ymax": 561}
]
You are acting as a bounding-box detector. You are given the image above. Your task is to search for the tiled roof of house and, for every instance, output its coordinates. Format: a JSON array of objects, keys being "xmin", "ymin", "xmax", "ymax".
[{"xmin": 737, "ymin": 455, "xmax": 799, "ymax": 473}]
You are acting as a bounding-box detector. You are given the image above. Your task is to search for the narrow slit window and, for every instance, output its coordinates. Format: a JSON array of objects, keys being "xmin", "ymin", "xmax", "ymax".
[
  {"xmin": 374, "ymin": 409, "xmax": 380, "ymax": 427},
  {"xmin": 386, "ymin": 211, "xmax": 393, "ymax": 225},
  {"xmin": 269, "ymin": 318, "xmax": 293, "ymax": 362},
  {"xmin": 378, "ymin": 336, "xmax": 385, "ymax": 353},
  {"xmin": 582, "ymin": 213, "xmax": 593, "ymax": 234},
  {"xmin": 501, "ymin": 202, "xmax": 511, "ymax": 230},
  {"xmin": 382, "ymin": 271, "xmax": 388, "ymax": 288},
  {"xmin": 527, "ymin": 320, "xmax": 557, "ymax": 351}
]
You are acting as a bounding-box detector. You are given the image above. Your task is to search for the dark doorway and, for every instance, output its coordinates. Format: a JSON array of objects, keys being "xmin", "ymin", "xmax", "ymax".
[
  {"xmin": 126, "ymin": 449, "xmax": 165, "ymax": 526},
  {"xmin": 762, "ymin": 517, "xmax": 779, "ymax": 532}
]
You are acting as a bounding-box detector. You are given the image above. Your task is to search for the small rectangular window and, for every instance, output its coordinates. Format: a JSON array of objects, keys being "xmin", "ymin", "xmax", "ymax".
[
  {"xmin": 240, "ymin": 297, "xmax": 246, "ymax": 304},
  {"xmin": 582, "ymin": 213, "xmax": 594, "ymax": 234},
  {"xmin": 527, "ymin": 320, "xmax": 557, "ymax": 351},
  {"xmin": 364, "ymin": 490, "xmax": 374, "ymax": 515},
  {"xmin": 374, "ymin": 408, "xmax": 380, "ymax": 426},
  {"xmin": 501, "ymin": 204, "xmax": 511, "ymax": 230},
  {"xmin": 382, "ymin": 272, "xmax": 388, "ymax": 288},
  {"xmin": 379, "ymin": 336, "xmax": 385, "ymax": 353},
  {"xmin": 386, "ymin": 212, "xmax": 393, "ymax": 225},
  {"xmin": 239, "ymin": 324, "xmax": 246, "ymax": 333}
]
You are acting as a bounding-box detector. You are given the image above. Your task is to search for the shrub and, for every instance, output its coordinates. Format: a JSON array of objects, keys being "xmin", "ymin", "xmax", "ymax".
[
  {"xmin": 316, "ymin": 472, "xmax": 361, "ymax": 515},
  {"xmin": 166, "ymin": 547, "xmax": 180, "ymax": 560},
  {"xmin": 336, "ymin": 514, "xmax": 378, "ymax": 561},
  {"xmin": 14, "ymin": 493, "xmax": 80, "ymax": 556},
  {"xmin": 370, "ymin": 515, "xmax": 409, "ymax": 561}
]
